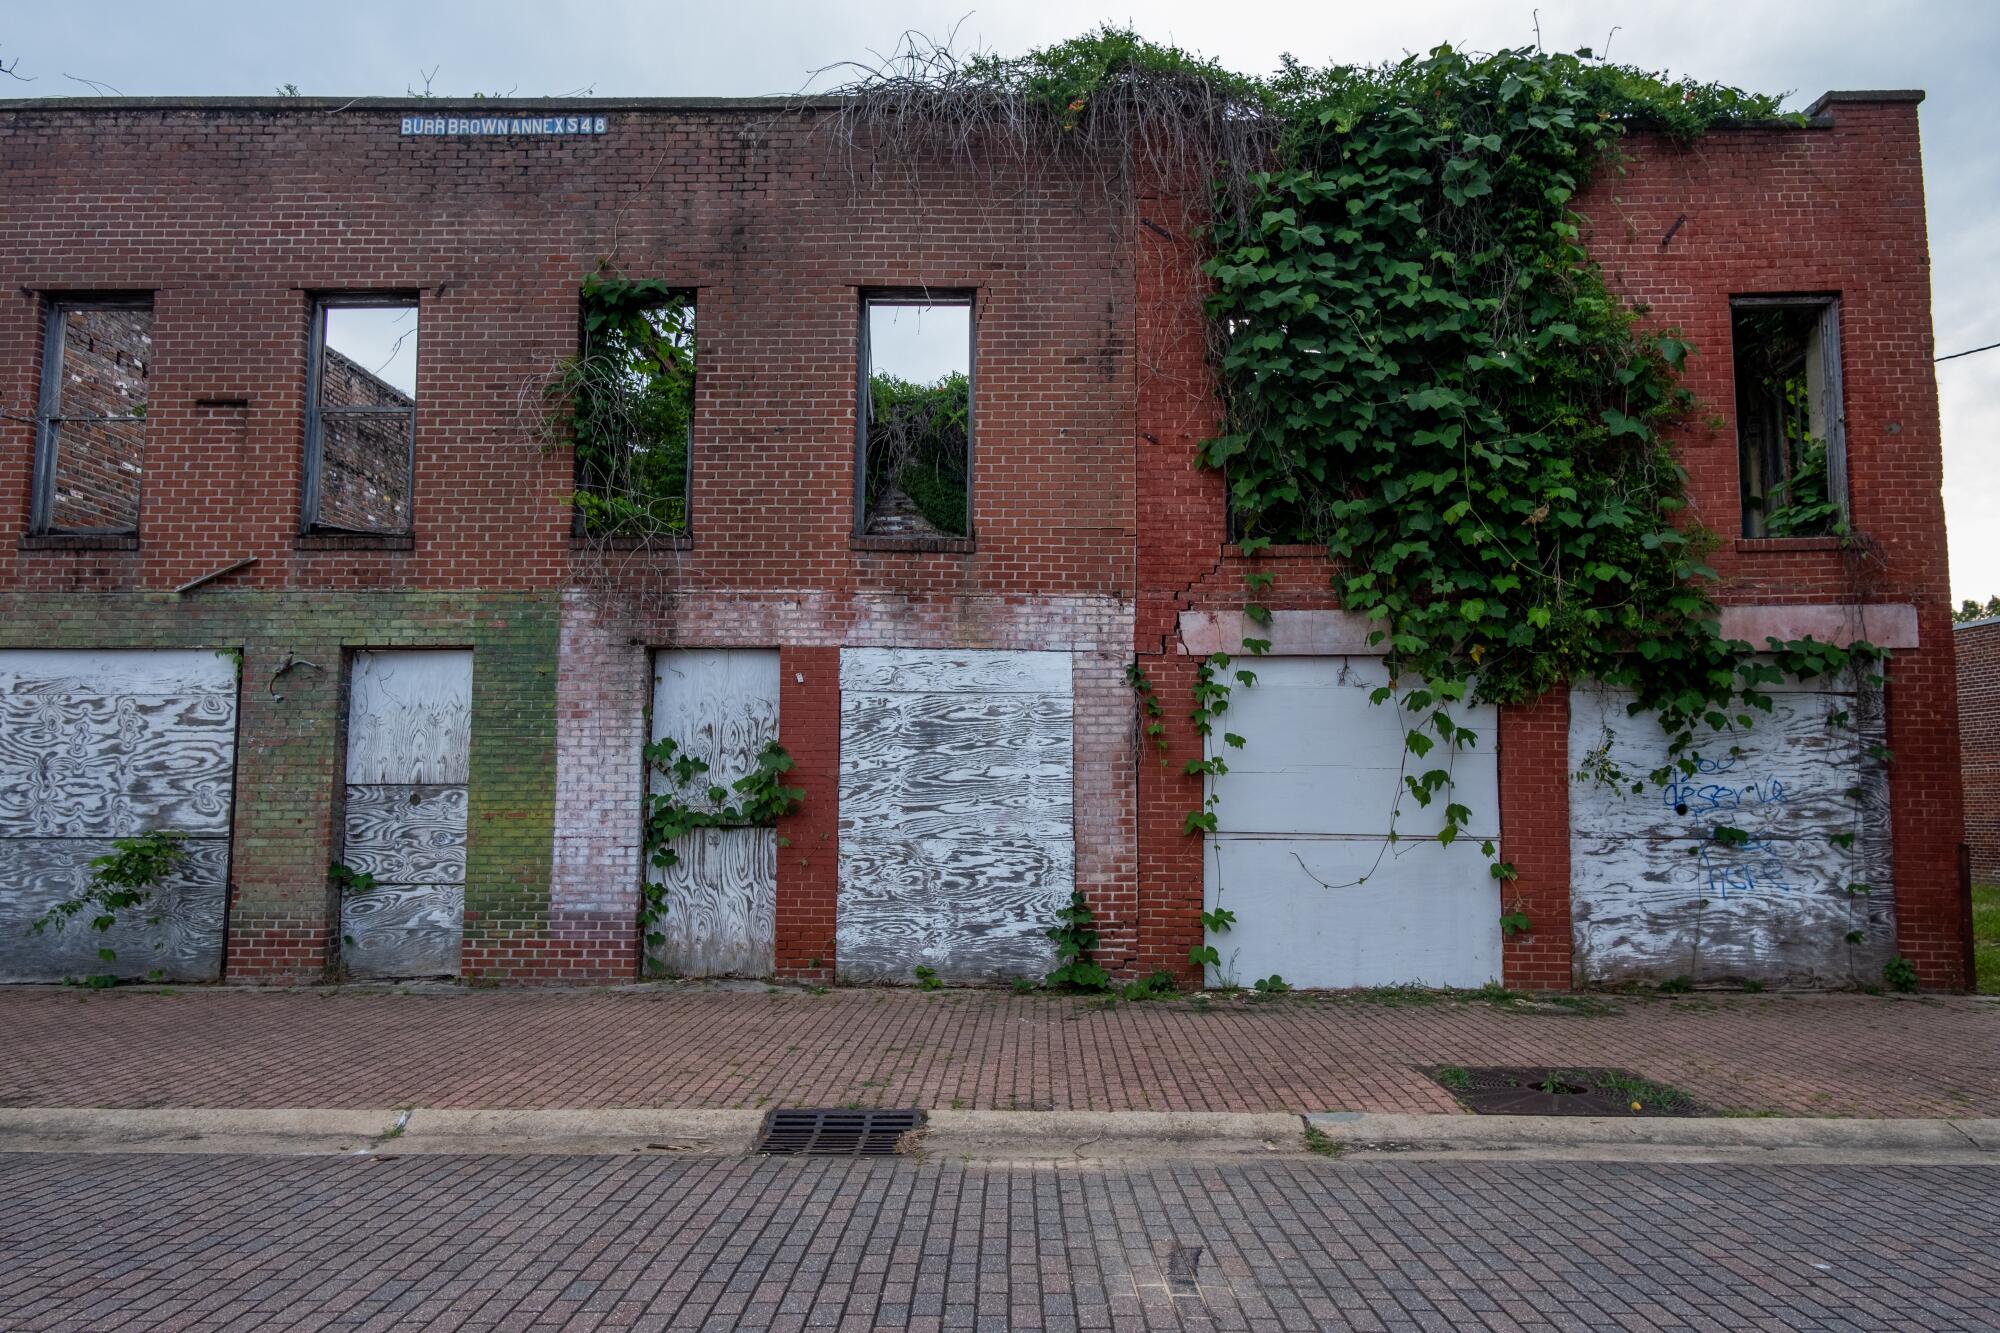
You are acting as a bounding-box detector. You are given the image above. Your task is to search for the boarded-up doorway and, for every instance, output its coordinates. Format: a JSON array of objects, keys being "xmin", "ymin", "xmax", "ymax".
[
  {"xmin": 0, "ymin": 649, "xmax": 239, "ymax": 982},
  {"xmin": 1203, "ymin": 657, "xmax": 1502, "ymax": 989},
  {"xmin": 647, "ymin": 648, "xmax": 780, "ymax": 978},
  {"xmin": 339, "ymin": 649, "xmax": 472, "ymax": 979},
  {"xmin": 837, "ymin": 648, "xmax": 1073, "ymax": 984},
  {"xmin": 1569, "ymin": 676, "xmax": 1894, "ymax": 986}
]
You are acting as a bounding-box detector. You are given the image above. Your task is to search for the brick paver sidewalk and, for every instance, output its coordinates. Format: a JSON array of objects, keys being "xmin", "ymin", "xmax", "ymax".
[{"xmin": 4, "ymin": 984, "xmax": 1995, "ymax": 1117}]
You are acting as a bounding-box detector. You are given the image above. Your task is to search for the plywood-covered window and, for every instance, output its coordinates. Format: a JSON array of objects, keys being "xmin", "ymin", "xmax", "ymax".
[
  {"xmin": 857, "ymin": 291, "xmax": 972, "ymax": 538},
  {"xmin": 304, "ymin": 296, "xmax": 419, "ymax": 534},
  {"xmin": 33, "ymin": 298, "xmax": 153, "ymax": 534},
  {"xmin": 1733, "ymin": 296, "xmax": 1846, "ymax": 538}
]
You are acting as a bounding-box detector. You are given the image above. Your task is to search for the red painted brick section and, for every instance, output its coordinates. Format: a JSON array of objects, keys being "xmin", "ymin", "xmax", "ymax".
[{"xmin": 777, "ymin": 645, "xmax": 840, "ymax": 981}]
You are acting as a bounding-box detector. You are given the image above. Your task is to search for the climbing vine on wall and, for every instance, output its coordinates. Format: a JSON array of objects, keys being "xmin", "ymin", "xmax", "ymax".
[{"xmin": 639, "ymin": 737, "xmax": 803, "ymax": 973}]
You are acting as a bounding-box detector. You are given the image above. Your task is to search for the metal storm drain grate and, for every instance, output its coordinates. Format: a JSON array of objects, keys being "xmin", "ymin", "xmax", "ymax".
[{"xmin": 756, "ymin": 1108, "xmax": 925, "ymax": 1156}]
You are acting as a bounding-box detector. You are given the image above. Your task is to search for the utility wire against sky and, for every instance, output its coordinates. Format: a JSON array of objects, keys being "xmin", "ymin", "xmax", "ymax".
[{"xmin": 1936, "ymin": 340, "xmax": 2000, "ymax": 363}]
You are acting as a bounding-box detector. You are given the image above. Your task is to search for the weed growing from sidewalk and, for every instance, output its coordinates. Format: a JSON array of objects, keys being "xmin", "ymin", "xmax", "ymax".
[{"xmin": 1303, "ymin": 1125, "xmax": 1344, "ymax": 1158}]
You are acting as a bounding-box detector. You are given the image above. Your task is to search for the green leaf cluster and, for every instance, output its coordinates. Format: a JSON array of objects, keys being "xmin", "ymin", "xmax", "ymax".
[
  {"xmin": 30, "ymin": 830, "xmax": 191, "ymax": 973},
  {"xmin": 639, "ymin": 737, "xmax": 803, "ymax": 967},
  {"xmin": 556, "ymin": 273, "xmax": 695, "ymax": 538}
]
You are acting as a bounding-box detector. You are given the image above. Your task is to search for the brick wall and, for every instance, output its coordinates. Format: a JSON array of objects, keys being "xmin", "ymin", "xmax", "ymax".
[
  {"xmin": 0, "ymin": 590, "xmax": 557, "ymax": 985},
  {"xmin": 1960, "ymin": 620, "xmax": 2000, "ymax": 883}
]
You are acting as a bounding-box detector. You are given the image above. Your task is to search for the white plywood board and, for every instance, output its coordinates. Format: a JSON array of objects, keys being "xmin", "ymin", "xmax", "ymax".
[
  {"xmin": 1207, "ymin": 657, "xmax": 1498, "ymax": 838},
  {"xmin": 646, "ymin": 649, "xmax": 781, "ymax": 978},
  {"xmin": 1567, "ymin": 680, "xmax": 1894, "ymax": 986},
  {"xmin": 1205, "ymin": 836, "xmax": 1502, "ymax": 989},
  {"xmin": 341, "ymin": 883, "xmax": 464, "ymax": 980},
  {"xmin": 0, "ymin": 836, "xmax": 229, "ymax": 983},
  {"xmin": 650, "ymin": 648, "xmax": 781, "ymax": 810},
  {"xmin": 341, "ymin": 650, "xmax": 472, "ymax": 978},
  {"xmin": 838, "ymin": 648, "xmax": 1074, "ymax": 985},
  {"xmin": 646, "ymin": 827, "xmax": 776, "ymax": 979},
  {"xmin": 0, "ymin": 649, "xmax": 237, "ymax": 982},
  {"xmin": 840, "ymin": 648, "xmax": 1072, "ymax": 695},
  {"xmin": 0, "ymin": 648, "xmax": 237, "ymax": 839},
  {"xmin": 1200, "ymin": 655, "xmax": 1502, "ymax": 989},
  {"xmin": 345, "ymin": 650, "xmax": 474, "ymax": 785}
]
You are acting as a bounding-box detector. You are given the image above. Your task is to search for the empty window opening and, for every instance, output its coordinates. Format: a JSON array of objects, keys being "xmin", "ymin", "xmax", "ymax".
[
  {"xmin": 305, "ymin": 297, "xmax": 418, "ymax": 534},
  {"xmin": 859, "ymin": 294, "xmax": 971, "ymax": 538},
  {"xmin": 33, "ymin": 299, "xmax": 153, "ymax": 534},
  {"xmin": 1732, "ymin": 297, "xmax": 1845, "ymax": 538},
  {"xmin": 570, "ymin": 284, "xmax": 694, "ymax": 537}
]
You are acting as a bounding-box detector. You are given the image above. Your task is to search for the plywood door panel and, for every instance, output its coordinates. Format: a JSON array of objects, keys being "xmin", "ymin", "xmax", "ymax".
[
  {"xmin": 646, "ymin": 649, "xmax": 779, "ymax": 978},
  {"xmin": 0, "ymin": 650, "xmax": 238, "ymax": 983},
  {"xmin": 1207, "ymin": 837, "xmax": 1502, "ymax": 989},
  {"xmin": 648, "ymin": 827, "xmax": 775, "ymax": 978},
  {"xmin": 341, "ymin": 650, "xmax": 472, "ymax": 979},
  {"xmin": 1202, "ymin": 655, "xmax": 1502, "ymax": 989},
  {"xmin": 838, "ymin": 649, "xmax": 1074, "ymax": 985},
  {"xmin": 345, "ymin": 651, "xmax": 474, "ymax": 785},
  {"xmin": 1209, "ymin": 657, "xmax": 1499, "ymax": 837},
  {"xmin": 0, "ymin": 834, "xmax": 229, "ymax": 983},
  {"xmin": 339, "ymin": 785, "xmax": 468, "ymax": 884},
  {"xmin": 1568, "ymin": 681, "xmax": 1894, "ymax": 986},
  {"xmin": 0, "ymin": 649, "xmax": 237, "ymax": 838}
]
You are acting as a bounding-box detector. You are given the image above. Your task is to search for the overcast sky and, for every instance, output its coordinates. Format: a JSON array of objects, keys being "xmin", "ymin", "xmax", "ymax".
[{"xmin": 6, "ymin": 1, "xmax": 1996, "ymax": 599}]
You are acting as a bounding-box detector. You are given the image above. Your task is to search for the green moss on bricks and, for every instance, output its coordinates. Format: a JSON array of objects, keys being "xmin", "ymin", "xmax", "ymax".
[{"xmin": 0, "ymin": 592, "xmax": 562, "ymax": 979}]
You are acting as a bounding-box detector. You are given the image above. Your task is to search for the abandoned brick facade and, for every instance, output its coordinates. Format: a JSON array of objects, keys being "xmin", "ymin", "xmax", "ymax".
[{"xmin": 0, "ymin": 91, "xmax": 1973, "ymax": 990}]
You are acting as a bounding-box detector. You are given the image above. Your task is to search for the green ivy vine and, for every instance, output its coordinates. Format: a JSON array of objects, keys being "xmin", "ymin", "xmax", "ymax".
[
  {"xmin": 30, "ymin": 830, "xmax": 190, "ymax": 985},
  {"xmin": 639, "ymin": 736, "xmax": 803, "ymax": 972}
]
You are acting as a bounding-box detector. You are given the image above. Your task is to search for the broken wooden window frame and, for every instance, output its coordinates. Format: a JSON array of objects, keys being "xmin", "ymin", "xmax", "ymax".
[
  {"xmin": 1731, "ymin": 294, "xmax": 1847, "ymax": 539},
  {"xmin": 302, "ymin": 293, "xmax": 420, "ymax": 536},
  {"xmin": 854, "ymin": 288, "xmax": 975, "ymax": 540},
  {"xmin": 32, "ymin": 295, "xmax": 154, "ymax": 535}
]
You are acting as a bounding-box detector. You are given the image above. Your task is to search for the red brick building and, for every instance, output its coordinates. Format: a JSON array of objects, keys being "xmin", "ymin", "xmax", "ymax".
[
  {"xmin": 1960, "ymin": 617, "xmax": 2000, "ymax": 885},
  {"xmin": 0, "ymin": 90, "xmax": 1972, "ymax": 990}
]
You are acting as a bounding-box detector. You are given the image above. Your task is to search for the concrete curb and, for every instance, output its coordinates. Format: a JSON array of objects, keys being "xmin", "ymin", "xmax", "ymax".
[
  {"xmin": 2, "ymin": 1107, "xmax": 1995, "ymax": 1164},
  {"xmin": 918, "ymin": 1111, "xmax": 1302, "ymax": 1162},
  {"xmin": 1306, "ymin": 1112, "xmax": 2000, "ymax": 1164}
]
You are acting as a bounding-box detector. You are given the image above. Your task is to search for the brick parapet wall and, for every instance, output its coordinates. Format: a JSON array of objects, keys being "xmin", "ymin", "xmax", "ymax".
[{"xmin": 1958, "ymin": 619, "xmax": 2000, "ymax": 883}]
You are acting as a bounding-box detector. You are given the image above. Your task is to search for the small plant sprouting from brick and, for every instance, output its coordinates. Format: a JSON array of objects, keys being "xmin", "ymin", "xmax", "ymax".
[
  {"xmin": 1251, "ymin": 973, "xmax": 1289, "ymax": 996},
  {"xmin": 1045, "ymin": 891, "xmax": 1111, "ymax": 992},
  {"xmin": 639, "ymin": 735, "xmax": 803, "ymax": 975},
  {"xmin": 912, "ymin": 965, "xmax": 944, "ymax": 992},
  {"xmin": 1657, "ymin": 974, "xmax": 1695, "ymax": 994},
  {"xmin": 1882, "ymin": 955, "xmax": 1919, "ymax": 994},
  {"xmin": 30, "ymin": 830, "xmax": 190, "ymax": 984},
  {"xmin": 1303, "ymin": 1125, "xmax": 1344, "ymax": 1158},
  {"xmin": 328, "ymin": 861, "xmax": 378, "ymax": 894}
]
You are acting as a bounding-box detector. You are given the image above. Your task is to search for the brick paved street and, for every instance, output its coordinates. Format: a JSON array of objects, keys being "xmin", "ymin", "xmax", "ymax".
[
  {"xmin": 4, "ymin": 985, "xmax": 1996, "ymax": 1117},
  {"xmin": 1, "ymin": 1152, "xmax": 1994, "ymax": 1331}
]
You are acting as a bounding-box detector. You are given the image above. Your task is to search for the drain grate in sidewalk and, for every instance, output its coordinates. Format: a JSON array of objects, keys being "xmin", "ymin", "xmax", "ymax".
[{"xmin": 756, "ymin": 1108, "xmax": 924, "ymax": 1155}]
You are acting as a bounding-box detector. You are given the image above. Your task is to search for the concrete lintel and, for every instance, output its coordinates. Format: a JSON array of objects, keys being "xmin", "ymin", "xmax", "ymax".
[
  {"xmin": 1179, "ymin": 604, "xmax": 1921, "ymax": 658},
  {"xmin": 1177, "ymin": 609, "xmax": 1382, "ymax": 657},
  {"xmin": 1718, "ymin": 603, "xmax": 1920, "ymax": 650}
]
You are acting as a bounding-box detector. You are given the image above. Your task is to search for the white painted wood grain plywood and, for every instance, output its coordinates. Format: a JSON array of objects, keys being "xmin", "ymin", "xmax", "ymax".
[
  {"xmin": 1567, "ymin": 680, "xmax": 1894, "ymax": 986},
  {"xmin": 838, "ymin": 649, "xmax": 1073, "ymax": 984}
]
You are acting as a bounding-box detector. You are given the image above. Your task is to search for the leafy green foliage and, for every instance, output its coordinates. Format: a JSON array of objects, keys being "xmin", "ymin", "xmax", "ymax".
[
  {"xmin": 913, "ymin": 964, "xmax": 944, "ymax": 991},
  {"xmin": 1881, "ymin": 954, "xmax": 1919, "ymax": 994},
  {"xmin": 1046, "ymin": 891, "xmax": 1112, "ymax": 991},
  {"xmin": 30, "ymin": 831, "xmax": 190, "ymax": 979},
  {"xmin": 1498, "ymin": 907, "xmax": 1532, "ymax": 938},
  {"xmin": 1957, "ymin": 595, "xmax": 2000, "ymax": 624},
  {"xmin": 328, "ymin": 861, "xmax": 378, "ymax": 894},
  {"xmin": 963, "ymin": 23, "xmax": 1269, "ymax": 129},
  {"xmin": 639, "ymin": 736, "xmax": 803, "ymax": 970},
  {"xmin": 863, "ymin": 372, "xmax": 969, "ymax": 536},
  {"xmin": 1196, "ymin": 44, "xmax": 1872, "ymax": 853},
  {"xmin": 557, "ymin": 273, "xmax": 694, "ymax": 537}
]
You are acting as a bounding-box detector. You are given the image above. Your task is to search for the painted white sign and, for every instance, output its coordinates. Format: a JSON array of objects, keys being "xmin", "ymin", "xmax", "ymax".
[{"xmin": 400, "ymin": 115, "xmax": 608, "ymax": 137}]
